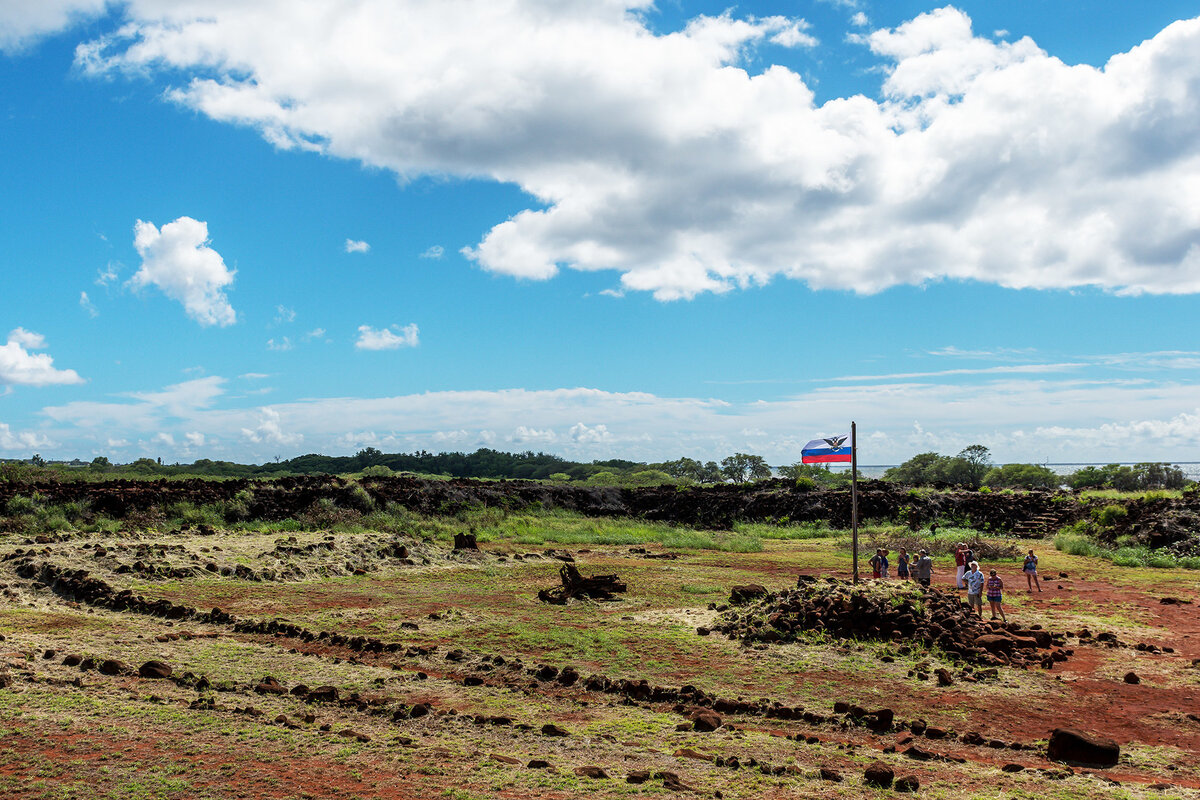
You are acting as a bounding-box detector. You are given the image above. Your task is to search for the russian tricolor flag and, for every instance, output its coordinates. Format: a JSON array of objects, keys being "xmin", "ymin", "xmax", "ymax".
[{"xmin": 801, "ymin": 435, "xmax": 852, "ymax": 464}]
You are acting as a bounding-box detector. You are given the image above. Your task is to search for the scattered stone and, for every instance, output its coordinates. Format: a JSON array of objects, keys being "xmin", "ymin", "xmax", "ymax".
[
  {"xmin": 863, "ymin": 761, "xmax": 894, "ymax": 789},
  {"xmin": 819, "ymin": 768, "xmax": 843, "ymax": 782},
  {"xmin": 574, "ymin": 766, "xmax": 609, "ymax": 779},
  {"xmin": 489, "ymin": 754, "xmax": 521, "ymax": 765},
  {"xmin": 542, "ymin": 723, "xmax": 570, "ymax": 737},
  {"xmin": 1047, "ymin": 728, "xmax": 1119, "ymax": 768},
  {"xmin": 673, "ymin": 748, "xmax": 713, "ymax": 761},
  {"xmin": 894, "ymin": 775, "xmax": 920, "ymax": 793},
  {"xmin": 1123, "ymin": 672, "xmax": 1140, "ymax": 685},
  {"xmin": 691, "ymin": 710, "xmax": 722, "ymax": 732},
  {"xmin": 1001, "ymin": 763, "xmax": 1024, "ymax": 773},
  {"xmin": 138, "ymin": 660, "xmax": 172, "ymax": 679},
  {"xmin": 98, "ymin": 659, "xmax": 127, "ymax": 676},
  {"xmin": 626, "ymin": 770, "xmax": 651, "ymax": 784}
]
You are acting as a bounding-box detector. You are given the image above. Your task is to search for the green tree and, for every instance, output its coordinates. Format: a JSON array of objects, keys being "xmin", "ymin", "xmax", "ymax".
[
  {"xmin": 89, "ymin": 456, "xmax": 111, "ymax": 471},
  {"xmin": 955, "ymin": 445, "xmax": 992, "ymax": 489},
  {"xmin": 719, "ymin": 453, "xmax": 771, "ymax": 484},
  {"xmin": 884, "ymin": 452, "xmax": 944, "ymax": 485},
  {"xmin": 981, "ymin": 463, "xmax": 1060, "ymax": 490}
]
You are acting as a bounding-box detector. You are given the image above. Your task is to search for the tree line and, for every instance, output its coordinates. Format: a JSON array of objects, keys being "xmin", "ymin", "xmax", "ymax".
[{"xmin": 6, "ymin": 446, "xmax": 1191, "ymax": 492}]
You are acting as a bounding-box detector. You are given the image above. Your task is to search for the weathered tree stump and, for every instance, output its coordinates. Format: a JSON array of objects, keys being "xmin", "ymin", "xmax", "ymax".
[{"xmin": 538, "ymin": 564, "xmax": 627, "ymax": 604}]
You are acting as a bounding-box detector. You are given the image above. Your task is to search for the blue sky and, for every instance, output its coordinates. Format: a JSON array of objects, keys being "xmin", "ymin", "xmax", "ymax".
[{"xmin": 1, "ymin": 0, "xmax": 1199, "ymax": 466}]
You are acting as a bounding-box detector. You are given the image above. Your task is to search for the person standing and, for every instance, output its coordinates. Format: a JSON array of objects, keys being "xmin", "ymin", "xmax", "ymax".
[
  {"xmin": 986, "ymin": 569, "xmax": 1007, "ymax": 622},
  {"xmin": 954, "ymin": 543, "xmax": 967, "ymax": 589},
  {"xmin": 1023, "ymin": 549, "xmax": 1042, "ymax": 592},
  {"xmin": 915, "ymin": 549, "xmax": 933, "ymax": 587},
  {"xmin": 880, "ymin": 549, "xmax": 890, "ymax": 579},
  {"xmin": 869, "ymin": 548, "xmax": 883, "ymax": 579},
  {"xmin": 964, "ymin": 561, "xmax": 985, "ymax": 618},
  {"xmin": 897, "ymin": 547, "xmax": 910, "ymax": 581}
]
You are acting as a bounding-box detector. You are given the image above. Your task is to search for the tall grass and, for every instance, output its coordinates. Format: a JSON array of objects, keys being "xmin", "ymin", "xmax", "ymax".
[{"xmin": 1054, "ymin": 531, "xmax": 1200, "ymax": 570}]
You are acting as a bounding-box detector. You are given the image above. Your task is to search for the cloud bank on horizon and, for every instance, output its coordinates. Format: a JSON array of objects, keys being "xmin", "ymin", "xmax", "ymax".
[
  {"xmin": 1, "ymin": 1, "xmax": 1199, "ymax": 466},
  {"xmin": 57, "ymin": 1, "xmax": 1200, "ymax": 300}
]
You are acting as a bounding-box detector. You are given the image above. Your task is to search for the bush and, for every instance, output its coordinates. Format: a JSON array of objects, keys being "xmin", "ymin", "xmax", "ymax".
[
  {"xmin": 1093, "ymin": 504, "xmax": 1128, "ymax": 528},
  {"xmin": 794, "ymin": 476, "xmax": 816, "ymax": 492},
  {"xmin": 359, "ymin": 464, "xmax": 394, "ymax": 478}
]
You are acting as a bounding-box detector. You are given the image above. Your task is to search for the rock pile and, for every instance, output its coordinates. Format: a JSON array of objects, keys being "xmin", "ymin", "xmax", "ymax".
[{"xmin": 710, "ymin": 578, "xmax": 1070, "ymax": 668}]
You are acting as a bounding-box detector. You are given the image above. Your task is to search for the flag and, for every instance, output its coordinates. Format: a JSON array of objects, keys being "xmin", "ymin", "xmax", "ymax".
[{"xmin": 801, "ymin": 434, "xmax": 852, "ymax": 464}]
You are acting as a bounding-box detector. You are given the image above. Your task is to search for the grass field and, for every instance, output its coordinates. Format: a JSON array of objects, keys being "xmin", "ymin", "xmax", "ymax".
[{"xmin": 1, "ymin": 505, "xmax": 1198, "ymax": 800}]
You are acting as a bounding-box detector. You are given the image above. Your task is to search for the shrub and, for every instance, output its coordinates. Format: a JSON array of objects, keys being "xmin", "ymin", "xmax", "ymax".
[
  {"xmin": 794, "ymin": 476, "xmax": 816, "ymax": 492},
  {"xmin": 359, "ymin": 464, "xmax": 394, "ymax": 478},
  {"xmin": 1093, "ymin": 504, "xmax": 1128, "ymax": 528},
  {"xmin": 5, "ymin": 495, "xmax": 38, "ymax": 515}
]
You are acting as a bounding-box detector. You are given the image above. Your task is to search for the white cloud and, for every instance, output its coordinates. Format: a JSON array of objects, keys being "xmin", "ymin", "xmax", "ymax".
[
  {"xmin": 344, "ymin": 238, "xmax": 370, "ymax": 254},
  {"xmin": 79, "ymin": 291, "xmax": 98, "ymax": 317},
  {"xmin": 355, "ymin": 324, "xmax": 419, "ymax": 350},
  {"xmin": 129, "ymin": 217, "xmax": 237, "ymax": 326},
  {"xmin": 419, "ymin": 245, "xmax": 444, "ymax": 259},
  {"xmin": 95, "ymin": 262, "xmax": 119, "ymax": 286},
  {"xmin": 74, "ymin": 4, "xmax": 1200, "ymax": 300},
  {"xmin": 304, "ymin": 328, "xmax": 326, "ymax": 340},
  {"xmin": 274, "ymin": 305, "xmax": 296, "ymax": 324},
  {"xmin": 851, "ymin": 12, "xmax": 869, "ymax": 27},
  {"xmin": 511, "ymin": 426, "xmax": 557, "ymax": 444},
  {"xmin": 0, "ymin": 422, "xmax": 53, "ymax": 451},
  {"xmin": 25, "ymin": 374, "xmax": 1200, "ymax": 466},
  {"xmin": 240, "ymin": 372, "xmax": 271, "ymax": 380},
  {"xmin": 184, "ymin": 431, "xmax": 206, "ymax": 447},
  {"xmin": 241, "ymin": 407, "xmax": 302, "ymax": 446},
  {"xmin": 267, "ymin": 337, "xmax": 293, "ymax": 351},
  {"xmin": 0, "ymin": 0, "xmax": 108, "ymax": 52},
  {"xmin": 153, "ymin": 432, "xmax": 175, "ymax": 447},
  {"xmin": 0, "ymin": 329, "xmax": 84, "ymax": 387},
  {"xmin": 569, "ymin": 422, "xmax": 612, "ymax": 444}
]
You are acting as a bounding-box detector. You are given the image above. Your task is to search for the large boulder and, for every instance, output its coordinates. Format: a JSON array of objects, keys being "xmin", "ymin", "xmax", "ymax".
[
  {"xmin": 1048, "ymin": 728, "xmax": 1119, "ymax": 768},
  {"xmin": 863, "ymin": 761, "xmax": 895, "ymax": 788},
  {"xmin": 138, "ymin": 660, "xmax": 173, "ymax": 679}
]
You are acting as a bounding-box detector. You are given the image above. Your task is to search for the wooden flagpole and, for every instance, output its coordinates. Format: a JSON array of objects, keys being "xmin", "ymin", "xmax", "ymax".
[{"xmin": 851, "ymin": 420, "xmax": 859, "ymax": 584}]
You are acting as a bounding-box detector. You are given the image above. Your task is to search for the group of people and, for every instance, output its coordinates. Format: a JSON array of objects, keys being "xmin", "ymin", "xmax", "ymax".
[{"xmin": 867, "ymin": 542, "xmax": 1045, "ymax": 624}]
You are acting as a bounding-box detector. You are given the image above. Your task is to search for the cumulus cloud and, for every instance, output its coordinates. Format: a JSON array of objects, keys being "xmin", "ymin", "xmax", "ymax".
[
  {"xmin": 0, "ymin": 422, "xmax": 53, "ymax": 451},
  {"xmin": 129, "ymin": 217, "xmax": 237, "ymax": 326},
  {"xmin": 419, "ymin": 245, "xmax": 444, "ymax": 259},
  {"xmin": 0, "ymin": 328, "xmax": 84, "ymax": 387},
  {"xmin": 344, "ymin": 238, "xmax": 370, "ymax": 254},
  {"xmin": 569, "ymin": 422, "xmax": 612, "ymax": 444},
  {"xmin": 355, "ymin": 324, "xmax": 419, "ymax": 350},
  {"xmin": 241, "ymin": 407, "xmax": 302, "ymax": 446},
  {"xmin": 73, "ymin": 4, "xmax": 1200, "ymax": 300},
  {"xmin": 0, "ymin": 0, "xmax": 108, "ymax": 52}
]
